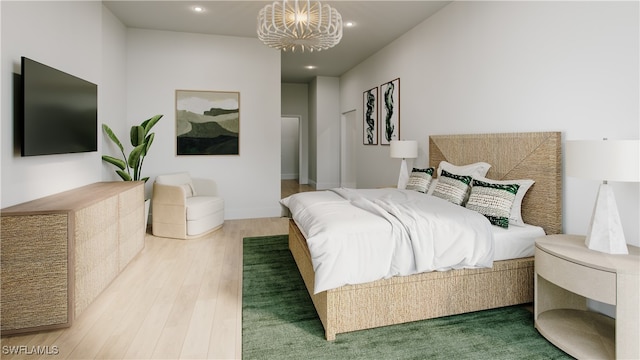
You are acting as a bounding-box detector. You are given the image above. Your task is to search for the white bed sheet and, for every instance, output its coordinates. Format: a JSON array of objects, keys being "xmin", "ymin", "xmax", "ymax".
[
  {"xmin": 492, "ymin": 224, "xmax": 545, "ymax": 261},
  {"xmin": 282, "ymin": 189, "xmax": 545, "ymax": 264},
  {"xmin": 282, "ymin": 188, "xmax": 495, "ymax": 294},
  {"xmin": 290, "ymin": 213, "xmax": 544, "ymax": 263}
]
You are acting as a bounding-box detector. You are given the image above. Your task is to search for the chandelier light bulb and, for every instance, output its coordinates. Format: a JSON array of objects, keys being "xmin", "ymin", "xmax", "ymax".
[{"xmin": 257, "ymin": 0, "xmax": 343, "ymax": 53}]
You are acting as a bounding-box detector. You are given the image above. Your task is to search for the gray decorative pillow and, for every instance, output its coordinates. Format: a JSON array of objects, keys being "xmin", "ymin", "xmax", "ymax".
[
  {"xmin": 405, "ymin": 167, "xmax": 434, "ymax": 193},
  {"xmin": 432, "ymin": 170, "xmax": 472, "ymax": 206},
  {"xmin": 466, "ymin": 179, "xmax": 520, "ymax": 228}
]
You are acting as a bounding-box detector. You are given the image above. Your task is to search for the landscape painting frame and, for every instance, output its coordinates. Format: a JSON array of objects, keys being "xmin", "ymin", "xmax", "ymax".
[{"xmin": 175, "ymin": 89, "xmax": 240, "ymax": 155}]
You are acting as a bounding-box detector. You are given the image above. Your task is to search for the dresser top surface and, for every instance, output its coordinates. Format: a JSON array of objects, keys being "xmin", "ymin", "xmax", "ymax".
[{"xmin": 1, "ymin": 182, "xmax": 143, "ymax": 215}]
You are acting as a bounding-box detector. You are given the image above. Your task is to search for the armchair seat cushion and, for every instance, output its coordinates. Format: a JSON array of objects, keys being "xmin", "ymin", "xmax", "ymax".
[{"xmin": 186, "ymin": 196, "xmax": 224, "ymax": 221}]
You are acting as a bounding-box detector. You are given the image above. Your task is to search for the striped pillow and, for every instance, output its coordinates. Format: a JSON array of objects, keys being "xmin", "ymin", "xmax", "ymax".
[
  {"xmin": 466, "ymin": 179, "xmax": 520, "ymax": 228},
  {"xmin": 405, "ymin": 167, "xmax": 434, "ymax": 193},
  {"xmin": 432, "ymin": 170, "xmax": 472, "ymax": 205},
  {"xmin": 473, "ymin": 176, "xmax": 535, "ymax": 227}
]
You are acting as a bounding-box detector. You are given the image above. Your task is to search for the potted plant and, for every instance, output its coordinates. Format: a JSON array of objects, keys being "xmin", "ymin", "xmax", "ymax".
[
  {"xmin": 102, "ymin": 114, "xmax": 163, "ymax": 227},
  {"xmin": 102, "ymin": 114, "xmax": 163, "ymax": 183}
]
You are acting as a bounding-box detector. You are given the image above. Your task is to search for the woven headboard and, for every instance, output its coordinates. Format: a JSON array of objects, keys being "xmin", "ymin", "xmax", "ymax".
[{"xmin": 429, "ymin": 132, "xmax": 562, "ymax": 235}]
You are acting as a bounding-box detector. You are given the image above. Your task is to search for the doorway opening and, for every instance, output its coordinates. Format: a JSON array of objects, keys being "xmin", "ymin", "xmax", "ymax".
[{"xmin": 281, "ymin": 115, "xmax": 312, "ymax": 198}]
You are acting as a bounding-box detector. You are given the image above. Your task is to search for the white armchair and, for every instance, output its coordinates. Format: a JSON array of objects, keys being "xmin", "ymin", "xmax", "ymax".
[{"xmin": 152, "ymin": 172, "xmax": 224, "ymax": 239}]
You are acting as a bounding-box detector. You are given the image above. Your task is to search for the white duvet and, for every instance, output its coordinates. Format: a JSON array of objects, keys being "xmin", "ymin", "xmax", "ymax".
[{"xmin": 281, "ymin": 188, "xmax": 494, "ymax": 294}]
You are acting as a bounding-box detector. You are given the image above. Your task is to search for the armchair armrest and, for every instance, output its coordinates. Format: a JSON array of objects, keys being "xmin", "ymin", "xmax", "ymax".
[
  {"xmin": 152, "ymin": 183, "xmax": 188, "ymax": 239},
  {"xmin": 152, "ymin": 183, "xmax": 188, "ymax": 206}
]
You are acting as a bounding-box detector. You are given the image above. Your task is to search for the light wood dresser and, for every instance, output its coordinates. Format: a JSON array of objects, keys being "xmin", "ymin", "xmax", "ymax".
[
  {"xmin": 1, "ymin": 182, "xmax": 145, "ymax": 335},
  {"xmin": 535, "ymin": 234, "xmax": 639, "ymax": 359}
]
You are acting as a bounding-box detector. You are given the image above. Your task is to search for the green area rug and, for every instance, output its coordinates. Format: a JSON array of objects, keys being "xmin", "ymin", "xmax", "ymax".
[{"xmin": 242, "ymin": 235, "xmax": 570, "ymax": 360}]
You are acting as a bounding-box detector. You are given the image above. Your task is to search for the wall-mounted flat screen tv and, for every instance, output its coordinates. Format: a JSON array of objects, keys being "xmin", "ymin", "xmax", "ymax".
[{"xmin": 21, "ymin": 56, "xmax": 97, "ymax": 156}]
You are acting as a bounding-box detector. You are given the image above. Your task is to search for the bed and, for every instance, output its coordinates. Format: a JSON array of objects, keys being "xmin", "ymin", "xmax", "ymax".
[{"xmin": 286, "ymin": 131, "xmax": 562, "ymax": 340}]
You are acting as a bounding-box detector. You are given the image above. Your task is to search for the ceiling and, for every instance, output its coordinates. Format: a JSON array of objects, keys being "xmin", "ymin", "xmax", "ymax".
[{"xmin": 102, "ymin": 1, "xmax": 451, "ymax": 83}]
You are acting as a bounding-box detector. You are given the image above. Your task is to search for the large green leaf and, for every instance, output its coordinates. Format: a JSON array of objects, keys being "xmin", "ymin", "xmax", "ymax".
[
  {"xmin": 142, "ymin": 114, "xmax": 163, "ymax": 134},
  {"xmin": 143, "ymin": 133, "xmax": 155, "ymax": 156},
  {"xmin": 128, "ymin": 144, "xmax": 145, "ymax": 170},
  {"xmin": 101, "ymin": 155, "xmax": 126, "ymax": 171},
  {"xmin": 130, "ymin": 125, "xmax": 145, "ymax": 147},
  {"xmin": 102, "ymin": 124, "xmax": 124, "ymax": 153},
  {"xmin": 116, "ymin": 170, "xmax": 132, "ymax": 181}
]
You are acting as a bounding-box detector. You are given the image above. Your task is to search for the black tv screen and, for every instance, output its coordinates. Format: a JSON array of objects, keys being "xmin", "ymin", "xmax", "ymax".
[{"xmin": 21, "ymin": 56, "xmax": 97, "ymax": 156}]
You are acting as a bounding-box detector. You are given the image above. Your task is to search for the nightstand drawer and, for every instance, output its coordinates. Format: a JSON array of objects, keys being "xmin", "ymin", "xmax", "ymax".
[{"xmin": 536, "ymin": 247, "xmax": 616, "ymax": 305}]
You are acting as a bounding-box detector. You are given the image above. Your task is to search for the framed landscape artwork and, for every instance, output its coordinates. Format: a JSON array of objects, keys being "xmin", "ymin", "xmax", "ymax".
[
  {"xmin": 380, "ymin": 78, "xmax": 400, "ymax": 145},
  {"xmin": 363, "ymin": 87, "xmax": 378, "ymax": 145},
  {"xmin": 175, "ymin": 90, "xmax": 240, "ymax": 155}
]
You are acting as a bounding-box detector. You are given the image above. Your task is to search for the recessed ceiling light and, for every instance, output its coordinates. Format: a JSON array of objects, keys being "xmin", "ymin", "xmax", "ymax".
[
  {"xmin": 305, "ymin": 65, "xmax": 317, "ymax": 70},
  {"xmin": 192, "ymin": 6, "xmax": 204, "ymax": 13},
  {"xmin": 345, "ymin": 21, "xmax": 355, "ymax": 28}
]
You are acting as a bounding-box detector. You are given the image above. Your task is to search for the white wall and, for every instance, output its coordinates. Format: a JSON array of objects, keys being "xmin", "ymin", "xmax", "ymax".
[
  {"xmin": 282, "ymin": 83, "xmax": 309, "ymax": 183},
  {"xmin": 0, "ymin": 2, "xmax": 2, "ymax": 201},
  {"xmin": 308, "ymin": 80, "xmax": 318, "ymax": 185},
  {"xmin": 2, "ymin": 4, "xmax": 282, "ymax": 219},
  {"xmin": 340, "ymin": 110, "xmax": 357, "ymax": 188},
  {"xmin": 1, "ymin": 1, "xmax": 108, "ymax": 207},
  {"xmin": 124, "ymin": 29, "xmax": 281, "ymax": 219},
  {"xmin": 340, "ymin": 1, "xmax": 639, "ymax": 246},
  {"xmin": 313, "ymin": 76, "xmax": 341, "ymax": 189},
  {"xmin": 100, "ymin": 5, "xmax": 128, "ymax": 182}
]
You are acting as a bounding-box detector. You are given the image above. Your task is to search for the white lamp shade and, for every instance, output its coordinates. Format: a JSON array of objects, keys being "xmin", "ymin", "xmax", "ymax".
[
  {"xmin": 565, "ymin": 140, "xmax": 639, "ymax": 182},
  {"xmin": 390, "ymin": 140, "xmax": 418, "ymax": 159}
]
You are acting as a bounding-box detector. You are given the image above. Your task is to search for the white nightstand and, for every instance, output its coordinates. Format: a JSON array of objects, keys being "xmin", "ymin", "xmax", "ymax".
[{"xmin": 534, "ymin": 234, "xmax": 640, "ymax": 359}]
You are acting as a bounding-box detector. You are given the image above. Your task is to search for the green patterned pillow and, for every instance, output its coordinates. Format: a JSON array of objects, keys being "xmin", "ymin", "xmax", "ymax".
[
  {"xmin": 432, "ymin": 170, "xmax": 472, "ymax": 206},
  {"xmin": 466, "ymin": 179, "xmax": 520, "ymax": 228},
  {"xmin": 405, "ymin": 167, "xmax": 434, "ymax": 193}
]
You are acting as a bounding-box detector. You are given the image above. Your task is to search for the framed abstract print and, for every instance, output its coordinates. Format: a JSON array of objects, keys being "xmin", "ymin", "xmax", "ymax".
[
  {"xmin": 363, "ymin": 87, "xmax": 378, "ymax": 145},
  {"xmin": 175, "ymin": 89, "xmax": 240, "ymax": 155},
  {"xmin": 380, "ymin": 78, "xmax": 400, "ymax": 145}
]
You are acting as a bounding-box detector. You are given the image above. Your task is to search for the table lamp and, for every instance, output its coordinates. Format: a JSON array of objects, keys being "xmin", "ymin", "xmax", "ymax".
[
  {"xmin": 390, "ymin": 140, "xmax": 418, "ymax": 189},
  {"xmin": 565, "ymin": 139, "xmax": 640, "ymax": 254}
]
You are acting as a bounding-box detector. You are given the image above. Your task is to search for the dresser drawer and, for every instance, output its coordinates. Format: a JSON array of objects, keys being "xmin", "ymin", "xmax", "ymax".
[{"xmin": 536, "ymin": 247, "xmax": 616, "ymax": 305}]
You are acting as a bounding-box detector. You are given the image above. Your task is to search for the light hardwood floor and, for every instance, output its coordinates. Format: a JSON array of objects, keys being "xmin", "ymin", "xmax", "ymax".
[
  {"xmin": 1, "ymin": 181, "xmax": 314, "ymax": 360},
  {"xmin": 281, "ymin": 179, "xmax": 314, "ymax": 199}
]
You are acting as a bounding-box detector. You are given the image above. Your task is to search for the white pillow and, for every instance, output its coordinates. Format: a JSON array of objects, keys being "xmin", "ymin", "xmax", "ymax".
[
  {"xmin": 473, "ymin": 176, "xmax": 535, "ymax": 227},
  {"xmin": 179, "ymin": 183, "xmax": 195, "ymax": 197},
  {"xmin": 437, "ymin": 161, "xmax": 491, "ymax": 179},
  {"xmin": 156, "ymin": 172, "xmax": 197, "ymax": 197},
  {"xmin": 280, "ymin": 191, "xmax": 347, "ymax": 219}
]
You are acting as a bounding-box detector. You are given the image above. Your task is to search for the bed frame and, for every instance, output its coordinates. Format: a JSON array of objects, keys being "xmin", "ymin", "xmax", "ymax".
[{"xmin": 288, "ymin": 131, "xmax": 562, "ymax": 340}]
